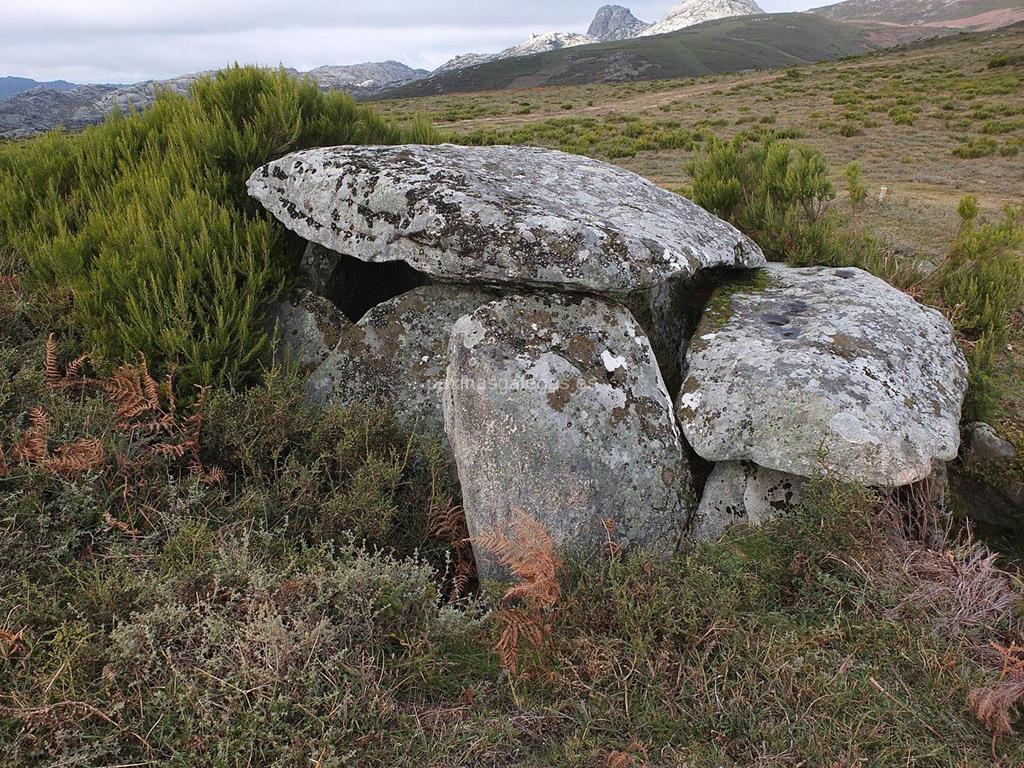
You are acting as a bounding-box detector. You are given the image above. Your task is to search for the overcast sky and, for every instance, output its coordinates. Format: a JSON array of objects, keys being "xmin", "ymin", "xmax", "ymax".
[{"xmin": 1, "ymin": 0, "xmax": 832, "ymax": 83}]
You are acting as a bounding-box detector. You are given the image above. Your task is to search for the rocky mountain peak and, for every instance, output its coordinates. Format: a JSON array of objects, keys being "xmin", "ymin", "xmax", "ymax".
[
  {"xmin": 587, "ymin": 5, "xmax": 651, "ymax": 41},
  {"xmin": 640, "ymin": 0, "xmax": 765, "ymax": 36}
]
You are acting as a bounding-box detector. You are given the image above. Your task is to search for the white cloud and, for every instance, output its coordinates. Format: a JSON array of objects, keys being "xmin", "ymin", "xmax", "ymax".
[{"xmin": 0, "ymin": 0, "xmax": 827, "ymax": 83}]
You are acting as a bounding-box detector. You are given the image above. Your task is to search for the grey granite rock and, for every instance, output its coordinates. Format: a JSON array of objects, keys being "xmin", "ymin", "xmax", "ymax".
[
  {"xmin": 442, "ymin": 292, "xmax": 694, "ymax": 579},
  {"xmin": 953, "ymin": 422, "xmax": 1023, "ymax": 528},
  {"xmin": 269, "ymin": 289, "xmax": 351, "ymax": 374},
  {"xmin": 693, "ymin": 461, "xmax": 804, "ymax": 541},
  {"xmin": 677, "ymin": 264, "xmax": 968, "ymax": 487},
  {"xmin": 963, "ymin": 422, "xmax": 1017, "ymax": 466},
  {"xmin": 307, "ymin": 285, "xmax": 495, "ymax": 436},
  {"xmin": 246, "ymin": 144, "xmax": 764, "ymax": 295}
]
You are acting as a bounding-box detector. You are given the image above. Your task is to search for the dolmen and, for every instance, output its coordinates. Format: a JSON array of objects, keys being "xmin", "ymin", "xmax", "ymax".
[{"xmin": 248, "ymin": 144, "xmax": 968, "ymax": 579}]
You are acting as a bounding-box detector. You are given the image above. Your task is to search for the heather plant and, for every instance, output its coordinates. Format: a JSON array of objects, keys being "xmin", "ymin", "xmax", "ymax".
[
  {"xmin": 931, "ymin": 202, "xmax": 1024, "ymax": 422},
  {"xmin": 0, "ymin": 66, "xmax": 438, "ymax": 390},
  {"xmin": 686, "ymin": 137, "xmax": 854, "ymax": 266}
]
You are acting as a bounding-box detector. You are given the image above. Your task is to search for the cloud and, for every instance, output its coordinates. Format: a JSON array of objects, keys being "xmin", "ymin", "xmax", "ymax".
[{"xmin": 0, "ymin": 0, "xmax": 825, "ymax": 83}]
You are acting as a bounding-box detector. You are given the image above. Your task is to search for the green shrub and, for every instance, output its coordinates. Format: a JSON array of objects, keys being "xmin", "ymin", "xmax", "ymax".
[
  {"xmin": 687, "ymin": 137, "xmax": 858, "ymax": 265},
  {"xmin": 952, "ymin": 136, "xmax": 999, "ymax": 158},
  {"xmin": 843, "ymin": 161, "xmax": 867, "ymax": 211},
  {"xmin": 0, "ymin": 66, "xmax": 437, "ymax": 390},
  {"xmin": 931, "ymin": 203, "xmax": 1024, "ymax": 421},
  {"xmin": 987, "ymin": 53, "xmax": 1024, "ymax": 68}
]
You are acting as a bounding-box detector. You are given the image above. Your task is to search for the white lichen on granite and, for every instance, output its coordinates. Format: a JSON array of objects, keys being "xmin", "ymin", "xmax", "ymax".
[
  {"xmin": 677, "ymin": 263, "xmax": 968, "ymax": 487},
  {"xmin": 307, "ymin": 285, "xmax": 495, "ymax": 436},
  {"xmin": 246, "ymin": 144, "xmax": 764, "ymax": 295},
  {"xmin": 443, "ymin": 292, "xmax": 695, "ymax": 579}
]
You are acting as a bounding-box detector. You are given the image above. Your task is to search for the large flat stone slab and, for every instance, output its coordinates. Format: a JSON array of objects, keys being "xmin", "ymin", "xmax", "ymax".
[
  {"xmin": 443, "ymin": 292, "xmax": 694, "ymax": 579},
  {"xmin": 676, "ymin": 264, "xmax": 968, "ymax": 487},
  {"xmin": 247, "ymin": 144, "xmax": 764, "ymax": 294}
]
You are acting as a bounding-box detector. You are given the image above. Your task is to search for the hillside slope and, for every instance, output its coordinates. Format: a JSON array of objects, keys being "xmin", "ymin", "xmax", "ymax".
[
  {"xmin": 379, "ymin": 14, "xmax": 910, "ymax": 99},
  {"xmin": 812, "ymin": 0, "xmax": 1024, "ymax": 30},
  {"xmin": 0, "ymin": 76, "xmax": 78, "ymax": 101}
]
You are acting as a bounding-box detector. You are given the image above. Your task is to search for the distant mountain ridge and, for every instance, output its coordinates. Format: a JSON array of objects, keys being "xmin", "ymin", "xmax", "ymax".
[
  {"xmin": 434, "ymin": 33, "xmax": 600, "ymax": 74},
  {"xmin": 382, "ymin": 14, "xmax": 900, "ymax": 99},
  {"xmin": 0, "ymin": 76, "xmax": 79, "ymax": 101},
  {"xmin": 811, "ymin": 0, "xmax": 1024, "ymax": 30},
  {"xmin": 0, "ymin": 62, "xmax": 428, "ymax": 139},
  {"xmin": 436, "ymin": 0, "xmax": 767, "ymax": 73},
  {"xmin": 642, "ymin": 0, "xmax": 764, "ymax": 36}
]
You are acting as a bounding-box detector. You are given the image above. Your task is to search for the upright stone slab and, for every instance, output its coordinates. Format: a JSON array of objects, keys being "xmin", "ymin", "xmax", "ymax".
[
  {"xmin": 677, "ymin": 264, "xmax": 968, "ymax": 487},
  {"xmin": 247, "ymin": 144, "xmax": 764, "ymax": 295},
  {"xmin": 307, "ymin": 285, "xmax": 495, "ymax": 436},
  {"xmin": 443, "ymin": 293, "xmax": 694, "ymax": 580},
  {"xmin": 692, "ymin": 461, "xmax": 804, "ymax": 541},
  {"xmin": 268, "ymin": 289, "xmax": 351, "ymax": 374}
]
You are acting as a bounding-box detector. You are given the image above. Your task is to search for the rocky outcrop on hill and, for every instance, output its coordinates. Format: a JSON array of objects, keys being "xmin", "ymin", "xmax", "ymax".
[
  {"xmin": 246, "ymin": 144, "xmax": 763, "ymax": 294},
  {"xmin": 434, "ymin": 32, "xmax": 599, "ymax": 74},
  {"xmin": 0, "ymin": 62, "xmax": 428, "ymax": 139},
  {"xmin": 640, "ymin": 0, "xmax": 765, "ymax": 36},
  {"xmin": 433, "ymin": 0, "xmax": 768, "ymax": 75},
  {"xmin": 249, "ymin": 144, "xmax": 969, "ymax": 571},
  {"xmin": 587, "ymin": 5, "xmax": 651, "ymax": 41},
  {"xmin": 0, "ymin": 84, "xmax": 117, "ymax": 139}
]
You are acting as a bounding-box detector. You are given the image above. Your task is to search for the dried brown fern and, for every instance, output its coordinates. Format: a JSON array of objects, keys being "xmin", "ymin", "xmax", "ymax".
[
  {"xmin": 475, "ymin": 510, "xmax": 561, "ymax": 674},
  {"xmin": 46, "ymin": 438, "xmax": 105, "ymax": 477},
  {"xmin": 0, "ymin": 627, "xmax": 23, "ymax": 659},
  {"xmin": 969, "ymin": 642, "xmax": 1024, "ymax": 737},
  {"xmin": 44, "ymin": 333, "xmax": 92, "ymax": 391},
  {"xmin": 105, "ymin": 354, "xmax": 164, "ymax": 426},
  {"xmin": 11, "ymin": 408, "xmax": 50, "ymax": 463},
  {"xmin": 430, "ymin": 502, "xmax": 476, "ymax": 600}
]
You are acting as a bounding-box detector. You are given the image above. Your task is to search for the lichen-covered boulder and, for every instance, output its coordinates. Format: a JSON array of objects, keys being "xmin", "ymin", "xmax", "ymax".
[
  {"xmin": 307, "ymin": 285, "xmax": 495, "ymax": 435},
  {"xmin": 953, "ymin": 423, "xmax": 1023, "ymax": 528},
  {"xmin": 693, "ymin": 461, "xmax": 804, "ymax": 541},
  {"xmin": 677, "ymin": 264, "xmax": 968, "ymax": 487},
  {"xmin": 443, "ymin": 292, "xmax": 694, "ymax": 580},
  {"xmin": 268, "ymin": 289, "xmax": 351, "ymax": 373},
  {"xmin": 247, "ymin": 144, "xmax": 764, "ymax": 295}
]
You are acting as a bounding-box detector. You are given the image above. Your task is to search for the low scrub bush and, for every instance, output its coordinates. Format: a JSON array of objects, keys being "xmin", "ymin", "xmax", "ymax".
[
  {"xmin": 686, "ymin": 137, "xmax": 872, "ymax": 268},
  {"xmin": 930, "ymin": 201, "xmax": 1024, "ymax": 422},
  {"xmin": 988, "ymin": 53, "xmax": 1024, "ymax": 68},
  {"xmin": 0, "ymin": 66, "xmax": 437, "ymax": 390},
  {"xmin": 953, "ymin": 136, "xmax": 999, "ymax": 158}
]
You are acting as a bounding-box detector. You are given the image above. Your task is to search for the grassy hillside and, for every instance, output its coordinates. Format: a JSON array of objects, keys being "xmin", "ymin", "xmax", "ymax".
[
  {"xmin": 379, "ymin": 14, "xmax": 897, "ymax": 98},
  {"xmin": 812, "ymin": 0, "xmax": 1024, "ymax": 30}
]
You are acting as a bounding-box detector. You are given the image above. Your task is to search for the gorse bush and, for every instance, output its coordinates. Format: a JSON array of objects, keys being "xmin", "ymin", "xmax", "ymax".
[
  {"xmin": 931, "ymin": 201, "xmax": 1024, "ymax": 422},
  {"xmin": 687, "ymin": 137, "xmax": 860, "ymax": 266},
  {"xmin": 0, "ymin": 66, "xmax": 437, "ymax": 389}
]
